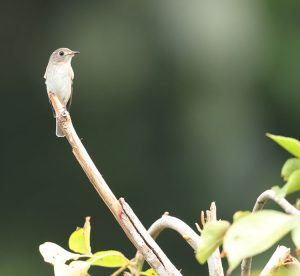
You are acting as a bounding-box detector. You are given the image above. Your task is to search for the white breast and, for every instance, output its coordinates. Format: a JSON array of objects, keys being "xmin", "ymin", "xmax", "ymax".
[{"xmin": 45, "ymin": 63, "xmax": 73, "ymax": 106}]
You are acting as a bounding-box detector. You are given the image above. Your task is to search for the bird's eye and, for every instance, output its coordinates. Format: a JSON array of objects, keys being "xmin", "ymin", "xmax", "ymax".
[{"xmin": 59, "ymin": 51, "xmax": 64, "ymax": 56}]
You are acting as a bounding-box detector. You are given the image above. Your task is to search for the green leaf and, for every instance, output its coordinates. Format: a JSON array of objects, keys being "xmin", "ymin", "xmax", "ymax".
[
  {"xmin": 292, "ymin": 223, "xmax": 300, "ymax": 248},
  {"xmin": 141, "ymin": 268, "xmax": 158, "ymax": 276},
  {"xmin": 69, "ymin": 217, "xmax": 91, "ymax": 254},
  {"xmin": 223, "ymin": 210, "xmax": 298, "ymax": 273},
  {"xmin": 88, "ymin": 250, "xmax": 129, "ymax": 268},
  {"xmin": 267, "ymin": 133, "xmax": 300, "ymax": 157},
  {"xmin": 281, "ymin": 158, "xmax": 300, "ymax": 181},
  {"xmin": 196, "ymin": 220, "xmax": 230, "ymax": 264},
  {"xmin": 282, "ymin": 170, "xmax": 300, "ymax": 196}
]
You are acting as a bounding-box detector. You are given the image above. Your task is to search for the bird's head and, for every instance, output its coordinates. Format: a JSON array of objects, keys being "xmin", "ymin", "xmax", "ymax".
[{"xmin": 50, "ymin": 48, "xmax": 80, "ymax": 64}]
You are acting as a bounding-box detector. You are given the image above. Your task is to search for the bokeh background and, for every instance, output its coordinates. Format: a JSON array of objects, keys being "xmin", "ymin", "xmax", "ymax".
[{"xmin": 2, "ymin": 0, "xmax": 300, "ymax": 275}]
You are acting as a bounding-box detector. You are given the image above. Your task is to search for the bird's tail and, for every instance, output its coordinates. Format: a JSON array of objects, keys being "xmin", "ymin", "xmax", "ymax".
[{"xmin": 56, "ymin": 119, "xmax": 65, "ymax": 137}]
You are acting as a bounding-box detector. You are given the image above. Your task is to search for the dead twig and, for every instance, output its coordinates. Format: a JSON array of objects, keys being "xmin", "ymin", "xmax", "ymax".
[
  {"xmin": 48, "ymin": 92, "xmax": 181, "ymax": 276},
  {"xmin": 260, "ymin": 246, "xmax": 290, "ymax": 276},
  {"xmin": 206, "ymin": 202, "xmax": 224, "ymax": 276},
  {"xmin": 134, "ymin": 202, "xmax": 224, "ymax": 276}
]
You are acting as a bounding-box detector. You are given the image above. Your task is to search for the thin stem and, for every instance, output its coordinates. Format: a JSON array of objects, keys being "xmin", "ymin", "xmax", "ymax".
[
  {"xmin": 134, "ymin": 203, "xmax": 224, "ymax": 276},
  {"xmin": 252, "ymin": 190, "xmax": 300, "ymax": 215},
  {"xmin": 133, "ymin": 214, "xmax": 201, "ymax": 274},
  {"xmin": 48, "ymin": 93, "xmax": 181, "ymax": 276},
  {"xmin": 206, "ymin": 202, "xmax": 224, "ymax": 276},
  {"xmin": 148, "ymin": 215, "xmax": 201, "ymax": 250},
  {"xmin": 111, "ymin": 265, "xmax": 129, "ymax": 276},
  {"xmin": 260, "ymin": 246, "xmax": 290, "ymax": 276}
]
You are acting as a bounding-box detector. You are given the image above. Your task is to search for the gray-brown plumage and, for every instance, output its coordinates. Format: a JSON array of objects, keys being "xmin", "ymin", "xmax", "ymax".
[{"xmin": 44, "ymin": 48, "xmax": 79, "ymax": 137}]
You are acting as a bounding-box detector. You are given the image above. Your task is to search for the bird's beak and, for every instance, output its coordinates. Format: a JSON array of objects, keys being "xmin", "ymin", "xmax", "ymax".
[{"xmin": 67, "ymin": 51, "xmax": 80, "ymax": 56}]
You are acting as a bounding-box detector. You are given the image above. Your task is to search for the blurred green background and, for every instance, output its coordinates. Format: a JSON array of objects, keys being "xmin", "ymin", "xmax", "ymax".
[{"xmin": 2, "ymin": 0, "xmax": 300, "ymax": 275}]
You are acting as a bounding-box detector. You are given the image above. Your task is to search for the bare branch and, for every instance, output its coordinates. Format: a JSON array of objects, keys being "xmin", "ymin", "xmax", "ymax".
[
  {"xmin": 252, "ymin": 190, "xmax": 300, "ymax": 215},
  {"xmin": 241, "ymin": 190, "xmax": 300, "ymax": 276},
  {"xmin": 48, "ymin": 93, "xmax": 181, "ymax": 276},
  {"xmin": 133, "ymin": 213, "xmax": 201, "ymax": 274},
  {"xmin": 260, "ymin": 246, "xmax": 290, "ymax": 276},
  {"xmin": 206, "ymin": 202, "xmax": 224, "ymax": 276},
  {"xmin": 134, "ymin": 202, "xmax": 224, "ymax": 276},
  {"xmin": 147, "ymin": 214, "xmax": 201, "ymax": 250}
]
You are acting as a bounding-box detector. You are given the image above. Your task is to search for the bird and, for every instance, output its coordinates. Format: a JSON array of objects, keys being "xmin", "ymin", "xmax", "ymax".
[{"xmin": 44, "ymin": 47, "xmax": 79, "ymax": 137}]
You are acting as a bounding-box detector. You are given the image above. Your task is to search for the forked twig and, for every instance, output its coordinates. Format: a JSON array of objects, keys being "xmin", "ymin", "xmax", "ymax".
[
  {"xmin": 48, "ymin": 92, "xmax": 181, "ymax": 276},
  {"xmin": 133, "ymin": 213, "xmax": 201, "ymax": 274},
  {"xmin": 134, "ymin": 203, "xmax": 223, "ymax": 276}
]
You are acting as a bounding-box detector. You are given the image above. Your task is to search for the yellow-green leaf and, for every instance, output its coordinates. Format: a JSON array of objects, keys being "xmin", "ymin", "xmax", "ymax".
[
  {"xmin": 196, "ymin": 220, "xmax": 230, "ymax": 264},
  {"xmin": 141, "ymin": 268, "xmax": 158, "ymax": 276},
  {"xmin": 88, "ymin": 250, "xmax": 129, "ymax": 268},
  {"xmin": 267, "ymin": 134, "xmax": 300, "ymax": 158},
  {"xmin": 224, "ymin": 210, "xmax": 298, "ymax": 273},
  {"xmin": 281, "ymin": 158, "xmax": 300, "ymax": 181},
  {"xmin": 282, "ymin": 170, "xmax": 300, "ymax": 196},
  {"xmin": 69, "ymin": 217, "xmax": 91, "ymax": 254}
]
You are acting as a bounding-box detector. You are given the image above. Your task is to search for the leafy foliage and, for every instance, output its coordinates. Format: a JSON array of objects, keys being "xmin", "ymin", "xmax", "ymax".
[
  {"xmin": 68, "ymin": 216, "xmax": 91, "ymax": 254},
  {"xmin": 281, "ymin": 158, "xmax": 300, "ymax": 181},
  {"xmin": 88, "ymin": 250, "xmax": 128, "ymax": 267},
  {"xmin": 40, "ymin": 133, "xmax": 300, "ymax": 275},
  {"xmin": 267, "ymin": 133, "xmax": 300, "ymax": 158},
  {"xmin": 224, "ymin": 210, "xmax": 299, "ymax": 272},
  {"xmin": 268, "ymin": 134, "xmax": 300, "ymax": 196},
  {"xmin": 196, "ymin": 220, "xmax": 230, "ymax": 264},
  {"xmin": 194, "ymin": 134, "xmax": 300, "ymax": 274},
  {"xmin": 39, "ymin": 217, "xmax": 155, "ymax": 275}
]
